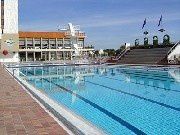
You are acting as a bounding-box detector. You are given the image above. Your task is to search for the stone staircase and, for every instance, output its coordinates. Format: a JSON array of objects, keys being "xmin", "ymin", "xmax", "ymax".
[{"xmin": 119, "ymin": 47, "xmax": 171, "ymax": 64}]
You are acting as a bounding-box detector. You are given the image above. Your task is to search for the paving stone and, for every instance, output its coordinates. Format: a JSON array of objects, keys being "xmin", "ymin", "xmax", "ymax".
[
  {"xmin": 0, "ymin": 66, "xmax": 68, "ymax": 135},
  {"xmin": 0, "ymin": 127, "xmax": 7, "ymax": 135}
]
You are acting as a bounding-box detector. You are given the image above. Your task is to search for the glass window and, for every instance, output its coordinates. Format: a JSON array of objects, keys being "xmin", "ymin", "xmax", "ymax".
[{"xmin": 42, "ymin": 39, "xmax": 49, "ymax": 49}]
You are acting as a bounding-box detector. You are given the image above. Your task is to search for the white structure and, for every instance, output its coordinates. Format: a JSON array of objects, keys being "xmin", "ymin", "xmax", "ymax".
[
  {"xmin": 99, "ymin": 49, "xmax": 104, "ymax": 55},
  {"xmin": 0, "ymin": 0, "xmax": 19, "ymax": 63},
  {"xmin": 168, "ymin": 68, "xmax": 180, "ymax": 82},
  {"xmin": 3, "ymin": 0, "xmax": 18, "ymax": 34},
  {"xmin": 125, "ymin": 43, "xmax": 131, "ymax": 50},
  {"xmin": 0, "ymin": 0, "xmax": 1, "ymax": 39},
  {"xmin": 59, "ymin": 23, "xmax": 84, "ymax": 59},
  {"xmin": 168, "ymin": 41, "xmax": 180, "ymax": 64}
]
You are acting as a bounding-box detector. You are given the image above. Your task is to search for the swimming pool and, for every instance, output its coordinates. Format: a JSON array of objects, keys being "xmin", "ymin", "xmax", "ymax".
[{"xmin": 17, "ymin": 65, "xmax": 180, "ymax": 135}]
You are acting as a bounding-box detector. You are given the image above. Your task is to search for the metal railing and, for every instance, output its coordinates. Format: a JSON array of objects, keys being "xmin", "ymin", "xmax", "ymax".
[
  {"xmin": 65, "ymin": 31, "xmax": 86, "ymax": 37},
  {"xmin": 167, "ymin": 41, "xmax": 180, "ymax": 64},
  {"xmin": 114, "ymin": 48, "xmax": 130, "ymax": 60},
  {"xmin": 167, "ymin": 41, "xmax": 180, "ymax": 56}
]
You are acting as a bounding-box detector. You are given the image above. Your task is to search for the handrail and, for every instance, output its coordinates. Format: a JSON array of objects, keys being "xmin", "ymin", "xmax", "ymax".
[
  {"xmin": 168, "ymin": 41, "xmax": 180, "ymax": 56},
  {"xmin": 114, "ymin": 48, "xmax": 129, "ymax": 60}
]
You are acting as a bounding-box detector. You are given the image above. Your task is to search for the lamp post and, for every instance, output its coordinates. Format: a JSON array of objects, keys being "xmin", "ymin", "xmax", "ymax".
[{"xmin": 143, "ymin": 31, "xmax": 149, "ymax": 46}]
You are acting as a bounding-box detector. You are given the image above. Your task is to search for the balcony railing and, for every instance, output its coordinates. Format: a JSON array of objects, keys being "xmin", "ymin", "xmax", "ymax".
[
  {"xmin": 65, "ymin": 31, "xmax": 86, "ymax": 37},
  {"xmin": 84, "ymin": 45, "xmax": 94, "ymax": 49}
]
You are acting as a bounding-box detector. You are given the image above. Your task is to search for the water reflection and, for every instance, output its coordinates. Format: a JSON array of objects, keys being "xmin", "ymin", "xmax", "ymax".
[
  {"xmin": 111, "ymin": 69, "xmax": 116, "ymax": 76},
  {"xmin": 20, "ymin": 66, "xmax": 98, "ymax": 103},
  {"xmin": 21, "ymin": 66, "xmax": 95, "ymax": 90},
  {"xmin": 168, "ymin": 68, "xmax": 180, "ymax": 83},
  {"xmin": 18, "ymin": 66, "xmax": 180, "ymax": 103},
  {"xmin": 115, "ymin": 67, "xmax": 180, "ymax": 91}
]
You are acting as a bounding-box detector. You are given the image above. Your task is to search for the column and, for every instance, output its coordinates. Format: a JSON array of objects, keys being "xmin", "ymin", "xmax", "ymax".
[
  {"xmin": 55, "ymin": 38, "xmax": 58, "ymax": 60},
  {"xmin": 83, "ymin": 39, "xmax": 85, "ymax": 48},
  {"xmin": 49, "ymin": 51, "xmax": 51, "ymax": 61},
  {"xmin": 55, "ymin": 38, "xmax": 58, "ymax": 49},
  {"xmin": 33, "ymin": 52, "xmax": 36, "ymax": 61},
  {"xmin": 33, "ymin": 38, "xmax": 35, "ymax": 61},
  {"xmin": 25, "ymin": 38, "xmax": 27, "ymax": 49},
  {"xmin": 40, "ymin": 38, "xmax": 43, "ymax": 60},
  {"xmin": 70, "ymin": 51, "xmax": 73, "ymax": 60},
  {"xmin": 48, "ymin": 39, "xmax": 50, "ymax": 49},
  {"xmin": 33, "ymin": 38, "xmax": 35, "ymax": 49},
  {"xmin": 25, "ymin": 38, "xmax": 28, "ymax": 62},
  {"xmin": 25, "ymin": 52, "xmax": 28, "ymax": 62},
  {"xmin": 63, "ymin": 38, "xmax": 65, "ymax": 60},
  {"xmin": 48, "ymin": 39, "xmax": 50, "ymax": 61}
]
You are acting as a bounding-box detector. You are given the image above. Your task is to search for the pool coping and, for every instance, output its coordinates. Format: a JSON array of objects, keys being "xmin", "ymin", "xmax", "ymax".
[{"xmin": 6, "ymin": 67, "xmax": 105, "ymax": 135}]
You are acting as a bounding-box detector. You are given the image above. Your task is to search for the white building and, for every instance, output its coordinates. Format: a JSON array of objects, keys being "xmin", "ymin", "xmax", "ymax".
[{"xmin": 0, "ymin": 0, "xmax": 19, "ymax": 62}]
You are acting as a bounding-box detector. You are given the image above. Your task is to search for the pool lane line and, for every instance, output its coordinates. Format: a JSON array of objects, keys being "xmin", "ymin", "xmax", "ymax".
[
  {"xmin": 9, "ymin": 70, "xmax": 83, "ymax": 135},
  {"xmin": 99, "ymin": 74, "xmax": 180, "ymax": 93},
  {"xmin": 116, "ymin": 70, "xmax": 177, "ymax": 83},
  {"xmin": 119, "ymin": 70, "xmax": 175, "ymax": 81},
  {"xmin": 42, "ymin": 78, "xmax": 147, "ymax": 135},
  {"xmin": 117, "ymin": 70, "xmax": 176, "ymax": 82},
  {"xmin": 121, "ymin": 72, "xmax": 176, "ymax": 83},
  {"xmin": 84, "ymin": 80, "xmax": 180, "ymax": 112},
  {"xmin": 24, "ymin": 68, "xmax": 180, "ymax": 93},
  {"xmin": 116, "ymin": 68, "xmax": 174, "ymax": 78},
  {"xmin": 24, "ymin": 69, "xmax": 180, "ymax": 93},
  {"xmin": 24, "ymin": 70, "xmax": 180, "ymax": 111},
  {"xmin": 25, "ymin": 67, "xmax": 173, "ymax": 82}
]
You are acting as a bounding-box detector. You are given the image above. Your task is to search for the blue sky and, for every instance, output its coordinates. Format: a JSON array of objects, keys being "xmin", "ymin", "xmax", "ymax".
[{"xmin": 19, "ymin": 0, "xmax": 180, "ymax": 49}]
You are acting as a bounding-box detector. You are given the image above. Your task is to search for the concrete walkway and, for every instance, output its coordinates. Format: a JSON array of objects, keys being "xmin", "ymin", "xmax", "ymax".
[{"xmin": 0, "ymin": 66, "xmax": 68, "ymax": 135}]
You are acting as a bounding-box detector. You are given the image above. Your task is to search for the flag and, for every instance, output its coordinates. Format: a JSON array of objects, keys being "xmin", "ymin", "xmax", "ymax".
[
  {"xmin": 158, "ymin": 28, "xmax": 165, "ymax": 32},
  {"xmin": 158, "ymin": 15, "xmax": 162, "ymax": 27},
  {"xmin": 142, "ymin": 18, "xmax": 146, "ymax": 29}
]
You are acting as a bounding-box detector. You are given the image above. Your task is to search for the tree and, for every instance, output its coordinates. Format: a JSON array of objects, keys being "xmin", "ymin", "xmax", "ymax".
[
  {"xmin": 103, "ymin": 49, "xmax": 116, "ymax": 56},
  {"xmin": 115, "ymin": 45, "xmax": 125, "ymax": 56}
]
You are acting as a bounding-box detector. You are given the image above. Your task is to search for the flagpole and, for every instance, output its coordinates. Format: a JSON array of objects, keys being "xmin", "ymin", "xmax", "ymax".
[
  {"xmin": 158, "ymin": 15, "xmax": 165, "ymax": 45},
  {"xmin": 142, "ymin": 18, "xmax": 148, "ymax": 46}
]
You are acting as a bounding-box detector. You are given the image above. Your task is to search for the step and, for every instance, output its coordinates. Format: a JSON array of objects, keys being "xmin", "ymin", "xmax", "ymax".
[
  {"xmin": 123, "ymin": 57, "xmax": 165, "ymax": 60},
  {"xmin": 125, "ymin": 53, "xmax": 167, "ymax": 57},
  {"xmin": 118, "ymin": 47, "xmax": 171, "ymax": 64},
  {"xmin": 128, "ymin": 50, "xmax": 168, "ymax": 53},
  {"xmin": 119, "ymin": 57, "xmax": 164, "ymax": 64},
  {"xmin": 130, "ymin": 48, "xmax": 170, "ymax": 53},
  {"xmin": 119, "ymin": 61, "xmax": 158, "ymax": 64},
  {"xmin": 131, "ymin": 47, "xmax": 171, "ymax": 51}
]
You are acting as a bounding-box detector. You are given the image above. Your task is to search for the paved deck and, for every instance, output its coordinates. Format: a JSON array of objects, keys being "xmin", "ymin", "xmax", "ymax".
[{"xmin": 0, "ymin": 66, "xmax": 68, "ymax": 135}]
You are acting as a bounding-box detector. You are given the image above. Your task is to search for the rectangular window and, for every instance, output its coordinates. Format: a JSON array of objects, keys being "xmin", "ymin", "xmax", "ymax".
[
  {"xmin": 57, "ymin": 39, "xmax": 63, "ymax": 48},
  {"xmin": 78, "ymin": 40, "xmax": 84, "ymax": 47},
  {"xmin": 42, "ymin": 39, "xmax": 49, "ymax": 49},
  {"xmin": 49, "ymin": 39, "xmax": 56, "ymax": 49},
  {"xmin": 19, "ymin": 39, "xmax": 26, "ymax": 49},
  {"xmin": 27, "ymin": 39, "xmax": 33, "ymax": 49},
  {"xmin": 34, "ymin": 39, "xmax": 41, "ymax": 49},
  {"xmin": 64, "ymin": 39, "xmax": 71, "ymax": 45}
]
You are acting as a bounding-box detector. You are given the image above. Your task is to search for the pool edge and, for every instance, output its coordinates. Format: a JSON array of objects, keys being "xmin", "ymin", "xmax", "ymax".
[{"xmin": 6, "ymin": 67, "xmax": 105, "ymax": 135}]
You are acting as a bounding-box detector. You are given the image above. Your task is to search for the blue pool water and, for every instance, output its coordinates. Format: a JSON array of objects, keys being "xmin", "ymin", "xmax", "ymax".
[{"xmin": 19, "ymin": 65, "xmax": 180, "ymax": 135}]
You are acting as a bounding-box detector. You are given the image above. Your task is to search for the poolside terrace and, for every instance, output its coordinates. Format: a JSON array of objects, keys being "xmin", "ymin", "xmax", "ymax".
[{"xmin": 0, "ymin": 65, "xmax": 68, "ymax": 135}]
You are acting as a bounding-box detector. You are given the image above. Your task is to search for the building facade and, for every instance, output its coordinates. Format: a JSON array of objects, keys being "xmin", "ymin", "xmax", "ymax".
[
  {"xmin": 0, "ymin": 0, "xmax": 19, "ymax": 62},
  {"xmin": 19, "ymin": 31, "xmax": 94, "ymax": 62}
]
